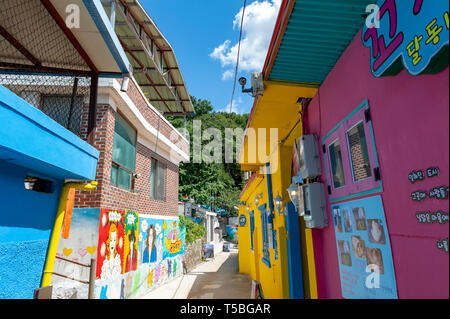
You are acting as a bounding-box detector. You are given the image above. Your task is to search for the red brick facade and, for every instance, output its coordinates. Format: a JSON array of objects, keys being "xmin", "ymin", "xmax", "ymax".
[{"xmin": 74, "ymin": 79, "xmax": 184, "ymax": 218}]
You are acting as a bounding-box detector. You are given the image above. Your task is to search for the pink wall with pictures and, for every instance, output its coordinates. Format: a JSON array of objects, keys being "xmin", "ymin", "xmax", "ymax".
[{"xmin": 304, "ymin": 29, "xmax": 449, "ymax": 299}]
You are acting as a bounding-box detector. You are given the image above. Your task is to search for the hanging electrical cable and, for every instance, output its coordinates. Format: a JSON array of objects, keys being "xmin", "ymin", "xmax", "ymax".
[{"xmin": 228, "ymin": 0, "xmax": 247, "ymax": 116}]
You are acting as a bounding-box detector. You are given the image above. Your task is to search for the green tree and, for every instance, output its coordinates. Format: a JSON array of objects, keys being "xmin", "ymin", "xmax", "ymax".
[
  {"xmin": 179, "ymin": 214, "xmax": 206, "ymax": 244},
  {"xmin": 167, "ymin": 96, "xmax": 248, "ymax": 217}
]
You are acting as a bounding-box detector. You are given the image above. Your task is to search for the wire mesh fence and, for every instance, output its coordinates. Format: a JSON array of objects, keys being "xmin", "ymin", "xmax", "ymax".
[
  {"xmin": 0, "ymin": 0, "xmax": 91, "ymax": 73},
  {"xmin": 0, "ymin": 73, "xmax": 92, "ymax": 137},
  {"xmin": 0, "ymin": 0, "xmax": 99, "ymax": 138}
]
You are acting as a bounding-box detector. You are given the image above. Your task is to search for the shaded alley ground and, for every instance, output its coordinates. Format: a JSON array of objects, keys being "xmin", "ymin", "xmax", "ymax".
[{"xmin": 138, "ymin": 247, "xmax": 252, "ymax": 299}]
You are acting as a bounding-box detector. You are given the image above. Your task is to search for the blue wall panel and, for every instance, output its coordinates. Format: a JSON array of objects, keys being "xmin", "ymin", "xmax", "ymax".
[
  {"xmin": 285, "ymin": 202, "xmax": 304, "ymax": 299},
  {"xmin": 0, "ymin": 160, "xmax": 62, "ymax": 299}
]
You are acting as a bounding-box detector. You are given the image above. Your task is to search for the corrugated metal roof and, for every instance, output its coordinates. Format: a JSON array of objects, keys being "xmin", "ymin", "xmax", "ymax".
[
  {"xmin": 102, "ymin": 0, "xmax": 194, "ymax": 115},
  {"xmin": 0, "ymin": 0, "xmax": 131, "ymax": 77},
  {"xmin": 268, "ymin": 0, "xmax": 374, "ymax": 84}
]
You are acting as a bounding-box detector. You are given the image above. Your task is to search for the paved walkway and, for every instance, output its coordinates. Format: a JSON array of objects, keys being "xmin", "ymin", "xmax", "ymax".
[{"xmin": 138, "ymin": 248, "xmax": 252, "ymax": 299}]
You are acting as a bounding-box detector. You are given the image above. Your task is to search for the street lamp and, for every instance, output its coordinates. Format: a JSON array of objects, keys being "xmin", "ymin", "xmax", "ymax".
[{"xmin": 274, "ymin": 193, "xmax": 283, "ymax": 214}]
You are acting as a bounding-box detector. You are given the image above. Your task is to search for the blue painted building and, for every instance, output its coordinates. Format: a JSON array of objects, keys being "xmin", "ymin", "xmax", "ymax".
[
  {"xmin": 0, "ymin": 85, "xmax": 99, "ymax": 298},
  {"xmin": 0, "ymin": 0, "xmax": 131, "ymax": 299}
]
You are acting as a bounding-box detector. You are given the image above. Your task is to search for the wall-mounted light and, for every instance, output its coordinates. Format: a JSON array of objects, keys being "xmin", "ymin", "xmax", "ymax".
[
  {"xmin": 254, "ymin": 193, "xmax": 262, "ymax": 207},
  {"xmin": 254, "ymin": 195, "xmax": 260, "ymax": 207},
  {"xmin": 287, "ymin": 183, "xmax": 300, "ymax": 212},
  {"xmin": 120, "ymin": 74, "xmax": 131, "ymax": 92},
  {"xmin": 274, "ymin": 193, "xmax": 283, "ymax": 214}
]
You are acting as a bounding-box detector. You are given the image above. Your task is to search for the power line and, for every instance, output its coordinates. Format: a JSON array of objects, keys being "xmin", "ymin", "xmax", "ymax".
[{"xmin": 228, "ymin": 0, "xmax": 247, "ymax": 115}]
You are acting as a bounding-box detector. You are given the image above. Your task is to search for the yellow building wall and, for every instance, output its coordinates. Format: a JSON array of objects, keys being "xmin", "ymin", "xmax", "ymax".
[{"xmin": 238, "ymin": 82, "xmax": 319, "ymax": 299}]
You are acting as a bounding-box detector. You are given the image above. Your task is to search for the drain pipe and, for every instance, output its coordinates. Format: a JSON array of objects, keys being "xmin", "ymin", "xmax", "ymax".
[{"xmin": 41, "ymin": 181, "xmax": 98, "ymax": 287}]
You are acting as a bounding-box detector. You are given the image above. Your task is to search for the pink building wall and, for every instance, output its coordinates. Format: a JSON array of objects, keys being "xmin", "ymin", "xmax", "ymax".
[{"xmin": 305, "ymin": 29, "xmax": 449, "ymax": 299}]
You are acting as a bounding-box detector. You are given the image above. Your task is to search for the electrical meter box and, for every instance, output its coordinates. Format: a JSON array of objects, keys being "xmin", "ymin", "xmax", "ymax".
[
  {"xmin": 297, "ymin": 134, "xmax": 321, "ymax": 179},
  {"xmin": 302, "ymin": 182, "xmax": 328, "ymax": 229}
]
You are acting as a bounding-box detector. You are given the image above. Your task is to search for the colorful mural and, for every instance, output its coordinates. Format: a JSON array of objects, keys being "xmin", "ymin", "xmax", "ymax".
[
  {"xmin": 52, "ymin": 208, "xmax": 101, "ymax": 299},
  {"xmin": 94, "ymin": 213, "xmax": 186, "ymax": 299},
  {"xmin": 227, "ymin": 225, "xmax": 238, "ymax": 243}
]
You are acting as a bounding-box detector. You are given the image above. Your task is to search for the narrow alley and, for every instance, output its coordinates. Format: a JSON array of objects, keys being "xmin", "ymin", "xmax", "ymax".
[{"xmin": 139, "ymin": 247, "xmax": 252, "ymax": 299}]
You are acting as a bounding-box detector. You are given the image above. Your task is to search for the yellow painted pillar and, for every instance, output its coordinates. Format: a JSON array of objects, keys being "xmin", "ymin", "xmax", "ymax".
[{"xmin": 41, "ymin": 181, "xmax": 98, "ymax": 287}]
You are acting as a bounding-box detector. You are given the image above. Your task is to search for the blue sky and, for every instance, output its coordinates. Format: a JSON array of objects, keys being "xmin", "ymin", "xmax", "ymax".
[{"xmin": 140, "ymin": 0, "xmax": 281, "ymax": 115}]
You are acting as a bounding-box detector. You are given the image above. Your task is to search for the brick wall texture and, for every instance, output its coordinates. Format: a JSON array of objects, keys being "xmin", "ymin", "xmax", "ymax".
[
  {"xmin": 348, "ymin": 129, "xmax": 371, "ymax": 181},
  {"xmin": 74, "ymin": 82, "xmax": 182, "ymax": 218}
]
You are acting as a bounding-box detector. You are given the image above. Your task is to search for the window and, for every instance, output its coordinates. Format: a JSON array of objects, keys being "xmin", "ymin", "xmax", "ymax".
[
  {"xmin": 150, "ymin": 158, "xmax": 166, "ymax": 201},
  {"xmin": 111, "ymin": 113, "xmax": 136, "ymax": 191},
  {"xmin": 323, "ymin": 100, "xmax": 381, "ymax": 202},
  {"xmin": 259, "ymin": 204, "xmax": 271, "ymax": 267},
  {"xmin": 328, "ymin": 139, "xmax": 346, "ymax": 188},
  {"xmin": 347, "ymin": 122, "xmax": 372, "ymax": 182}
]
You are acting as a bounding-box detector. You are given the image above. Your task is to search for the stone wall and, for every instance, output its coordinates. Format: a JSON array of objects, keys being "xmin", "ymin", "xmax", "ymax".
[{"xmin": 184, "ymin": 239, "xmax": 203, "ymax": 273}]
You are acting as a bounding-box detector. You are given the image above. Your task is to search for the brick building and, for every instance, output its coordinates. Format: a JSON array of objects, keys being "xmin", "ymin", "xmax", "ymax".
[
  {"xmin": 74, "ymin": 76, "xmax": 190, "ymax": 217},
  {"xmin": 1, "ymin": 0, "xmax": 195, "ymax": 299}
]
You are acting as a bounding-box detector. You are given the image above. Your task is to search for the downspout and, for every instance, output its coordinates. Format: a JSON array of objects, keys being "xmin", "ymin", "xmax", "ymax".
[{"xmin": 41, "ymin": 181, "xmax": 98, "ymax": 287}]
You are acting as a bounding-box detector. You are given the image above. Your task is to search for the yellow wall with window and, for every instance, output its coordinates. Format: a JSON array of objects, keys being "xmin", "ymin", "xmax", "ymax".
[{"xmin": 238, "ymin": 81, "xmax": 318, "ymax": 299}]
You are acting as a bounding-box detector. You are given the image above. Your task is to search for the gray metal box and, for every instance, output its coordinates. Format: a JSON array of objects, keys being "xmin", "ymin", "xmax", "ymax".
[
  {"xmin": 302, "ymin": 182, "xmax": 328, "ymax": 229},
  {"xmin": 297, "ymin": 134, "xmax": 321, "ymax": 179}
]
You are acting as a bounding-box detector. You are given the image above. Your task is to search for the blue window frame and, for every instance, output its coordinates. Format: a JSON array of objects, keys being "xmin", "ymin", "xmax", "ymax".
[
  {"xmin": 259, "ymin": 204, "xmax": 271, "ymax": 267},
  {"xmin": 249, "ymin": 211, "xmax": 255, "ymax": 251}
]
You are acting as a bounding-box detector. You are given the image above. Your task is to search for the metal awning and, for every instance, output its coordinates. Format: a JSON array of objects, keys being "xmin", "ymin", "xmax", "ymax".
[
  {"xmin": 0, "ymin": 0, "xmax": 131, "ymax": 77},
  {"xmin": 265, "ymin": 0, "xmax": 374, "ymax": 84},
  {"xmin": 101, "ymin": 0, "xmax": 194, "ymax": 115}
]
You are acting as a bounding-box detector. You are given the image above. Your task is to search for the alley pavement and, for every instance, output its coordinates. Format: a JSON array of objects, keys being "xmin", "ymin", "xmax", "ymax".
[{"xmin": 138, "ymin": 247, "xmax": 252, "ymax": 299}]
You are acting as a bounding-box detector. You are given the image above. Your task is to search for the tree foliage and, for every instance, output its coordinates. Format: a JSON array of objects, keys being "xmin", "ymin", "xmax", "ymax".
[
  {"xmin": 167, "ymin": 96, "xmax": 249, "ymax": 217},
  {"xmin": 179, "ymin": 214, "xmax": 206, "ymax": 245}
]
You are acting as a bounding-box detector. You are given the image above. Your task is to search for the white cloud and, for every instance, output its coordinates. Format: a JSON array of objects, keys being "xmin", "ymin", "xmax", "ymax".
[
  {"xmin": 210, "ymin": 0, "xmax": 282, "ymax": 79},
  {"xmin": 221, "ymin": 69, "xmax": 234, "ymax": 80},
  {"xmin": 221, "ymin": 96, "xmax": 244, "ymax": 114}
]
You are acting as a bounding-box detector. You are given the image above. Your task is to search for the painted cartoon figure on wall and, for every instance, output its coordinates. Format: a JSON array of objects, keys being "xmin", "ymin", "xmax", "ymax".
[
  {"xmin": 100, "ymin": 223, "xmax": 122, "ymax": 281},
  {"xmin": 143, "ymin": 225, "xmax": 158, "ymax": 263},
  {"xmin": 123, "ymin": 212, "xmax": 139, "ymax": 274},
  {"xmin": 164, "ymin": 221, "xmax": 183, "ymax": 256},
  {"xmin": 97, "ymin": 209, "xmax": 125, "ymax": 280}
]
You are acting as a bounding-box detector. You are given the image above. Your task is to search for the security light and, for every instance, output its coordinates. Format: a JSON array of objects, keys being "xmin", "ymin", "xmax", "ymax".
[
  {"xmin": 121, "ymin": 74, "xmax": 130, "ymax": 92},
  {"xmin": 239, "ymin": 77, "xmax": 247, "ymax": 86}
]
